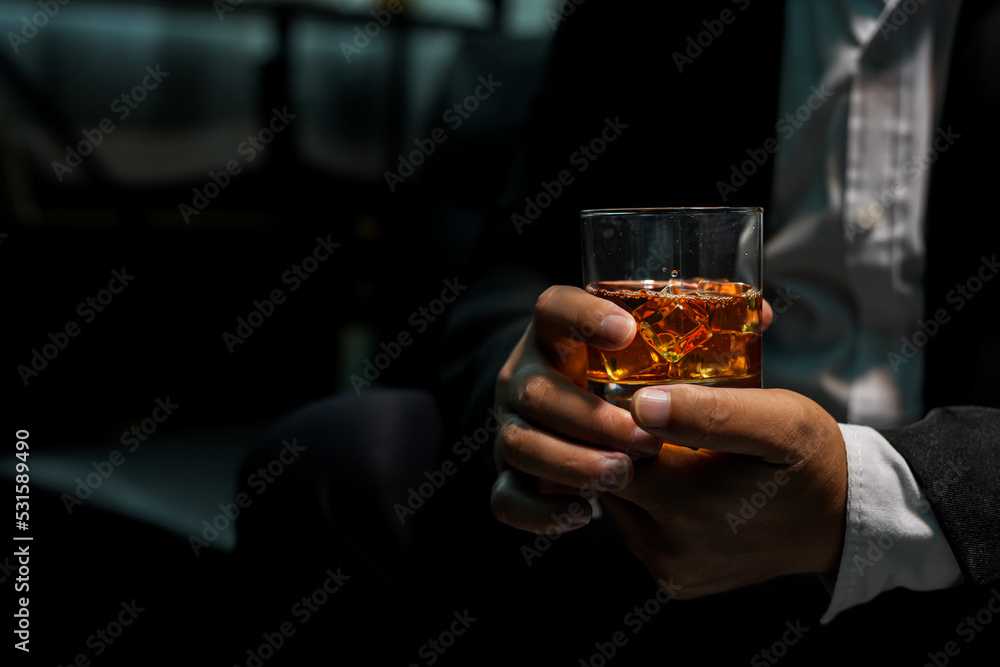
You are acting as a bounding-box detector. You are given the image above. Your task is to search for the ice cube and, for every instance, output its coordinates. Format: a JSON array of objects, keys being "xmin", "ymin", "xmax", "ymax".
[
  {"xmin": 635, "ymin": 297, "xmax": 713, "ymax": 364},
  {"xmin": 689, "ymin": 333, "xmax": 748, "ymax": 378},
  {"xmin": 703, "ymin": 285, "xmax": 759, "ymax": 333},
  {"xmin": 660, "ymin": 279, "xmax": 699, "ymax": 295},
  {"xmin": 668, "ymin": 326, "xmax": 714, "ymax": 364},
  {"xmin": 599, "ymin": 348, "xmax": 662, "ymax": 382},
  {"xmin": 697, "ymin": 279, "xmax": 746, "ymax": 295}
]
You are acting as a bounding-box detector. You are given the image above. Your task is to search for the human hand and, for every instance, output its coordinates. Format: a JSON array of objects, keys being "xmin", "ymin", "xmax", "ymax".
[
  {"xmin": 599, "ymin": 384, "xmax": 847, "ymax": 599},
  {"xmin": 489, "ymin": 284, "xmax": 776, "ymax": 536}
]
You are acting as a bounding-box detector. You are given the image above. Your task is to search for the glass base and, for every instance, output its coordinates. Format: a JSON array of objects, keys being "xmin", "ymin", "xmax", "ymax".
[{"xmin": 587, "ymin": 374, "xmax": 762, "ymax": 409}]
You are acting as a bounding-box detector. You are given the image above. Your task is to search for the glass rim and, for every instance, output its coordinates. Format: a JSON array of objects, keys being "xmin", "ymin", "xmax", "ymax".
[{"xmin": 581, "ymin": 206, "xmax": 763, "ymax": 216}]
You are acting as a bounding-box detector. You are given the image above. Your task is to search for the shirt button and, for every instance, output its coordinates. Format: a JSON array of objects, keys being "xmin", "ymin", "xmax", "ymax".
[{"xmin": 857, "ymin": 203, "xmax": 884, "ymax": 230}]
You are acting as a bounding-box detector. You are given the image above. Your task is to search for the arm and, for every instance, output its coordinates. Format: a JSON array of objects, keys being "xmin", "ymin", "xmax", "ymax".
[{"xmin": 482, "ymin": 286, "xmax": 998, "ymax": 608}]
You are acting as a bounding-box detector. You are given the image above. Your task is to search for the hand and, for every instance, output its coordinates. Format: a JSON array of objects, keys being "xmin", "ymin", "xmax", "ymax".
[
  {"xmin": 600, "ymin": 384, "xmax": 847, "ymax": 599},
  {"xmin": 489, "ymin": 284, "xmax": 777, "ymax": 536},
  {"xmin": 490, "ymin": 285, "xmax": 653, "ymax": 532}
]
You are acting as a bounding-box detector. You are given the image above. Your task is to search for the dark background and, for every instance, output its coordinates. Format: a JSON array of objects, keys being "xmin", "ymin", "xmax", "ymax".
[
  {"xmin": 3, "ymin": 0, "xmax": 554, "ymax": 440},
  {"xmin": 2, "ymin": 1, "xmax": 554, "ymax": 663}
]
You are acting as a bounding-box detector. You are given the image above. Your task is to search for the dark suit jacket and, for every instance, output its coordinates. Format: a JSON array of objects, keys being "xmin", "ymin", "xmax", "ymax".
[{"xmin": 440, "ymin": 0, "xmax": 1000, "ymax": 645}]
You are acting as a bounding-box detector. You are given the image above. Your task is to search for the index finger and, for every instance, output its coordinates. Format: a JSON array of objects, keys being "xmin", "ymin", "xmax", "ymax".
[{"xmin": 533, "ymin": 285, "xmax": 637, "ymax": 352}]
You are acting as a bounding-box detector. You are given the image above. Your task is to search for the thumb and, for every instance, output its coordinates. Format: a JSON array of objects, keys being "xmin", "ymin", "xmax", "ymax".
[{"xmin": 629, "ymin": 384, "xmax": 823, "ymax": 464}]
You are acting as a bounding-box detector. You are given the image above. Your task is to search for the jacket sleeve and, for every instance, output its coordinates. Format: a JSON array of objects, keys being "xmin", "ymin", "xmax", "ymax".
[{"xmin": 878, "ymin": 406, "xmax": 1000, "ymax": 587}]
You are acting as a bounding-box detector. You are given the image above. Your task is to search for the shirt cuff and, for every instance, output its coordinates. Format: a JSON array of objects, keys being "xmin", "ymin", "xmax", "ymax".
[{"xmin": 820, "ymin": 423, "xmax": 963, "ymax": 624}]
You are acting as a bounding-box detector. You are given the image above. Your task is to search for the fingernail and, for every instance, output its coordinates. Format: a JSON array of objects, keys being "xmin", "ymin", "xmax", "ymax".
[
  {"xmin": 600, "ymin": 314, "xmax": 634, "ymax": 345},
  {"xmin": 628, "ymin": 427, "xmax": 662, "ymax": 457},
  {"xmin": 599, "ymin": 456, "xmax": 631, "ymax": 491},
  {"xmin": 633, "ymin": 388, "xmax": 671, "ymax": 427}
]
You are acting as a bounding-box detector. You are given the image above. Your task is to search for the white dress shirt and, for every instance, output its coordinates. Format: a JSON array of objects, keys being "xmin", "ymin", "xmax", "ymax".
[{"xmin": 767, "ymin": 0, "xmax": 964, "ymax": 621}]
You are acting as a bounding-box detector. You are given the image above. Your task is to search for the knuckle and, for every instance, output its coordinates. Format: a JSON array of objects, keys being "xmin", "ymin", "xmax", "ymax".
[
  {"xmin": 489, "ymin": 479, "xmax": 513, "ymax": 525},
  {"xmin": 497, "ymin": 419, "xmax": 524, "ymax": 451},
  {"xmin": 497, "ymin": 419, "xmax": 532, "ymax": 469},
  {"xmin": 496, "ymin": 360, "xmax": 512, "ymax": 387},
  {"xmin": 496, "ymin": 327, "xmax": 531, "ymax": 394},
  {"xmin": 771, "ymin": 390, "xmax": 821, "ymax": 459},
  {"xmin": 534, "ymin": 285, "xmax": 561, "ymax": 317},
  {"xmin": 516, "ymin": 373, "xmax": 559, "ymax": 416},
  {"xmin": 588, "ymin": 404, "xmax": 624, "ymax": 446},
  {"xmin": 691, "ymin": 388, "xmax": 733, "ymax": 446}
]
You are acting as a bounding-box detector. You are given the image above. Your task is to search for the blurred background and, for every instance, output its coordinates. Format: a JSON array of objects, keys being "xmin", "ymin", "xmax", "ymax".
[
  {"xmin": 3, "ymin": 0, "xmax": 556, "ymax": 437},
  {"xmin": 2, "ymin": 0, "xmax": 556, "ymax": 662}
]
